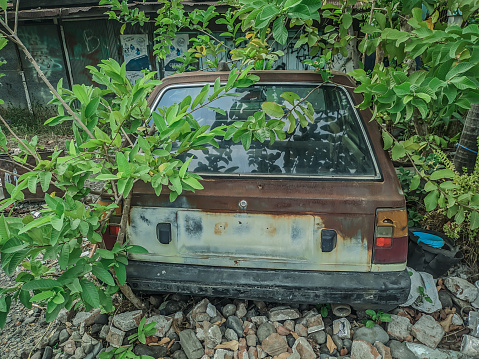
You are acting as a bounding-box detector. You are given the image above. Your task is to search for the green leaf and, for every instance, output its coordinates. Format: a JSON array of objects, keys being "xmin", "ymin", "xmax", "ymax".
[
  {"xmin": 30, "ymin": 290, "xmax": 55, "ymax": 302},
  {"xmin": 342, "ymin": 13, "xmax": 352, "ymax": 30},
  {"xmin": 262, "ymin": 102, "xmax": 284, "ymax": 118},
  {"xmin": 182, "ymin": 177, "xmax": 204, "ymax": 190},
  {"xmin": 126, "ymin": 245, "xmax": 149, "ymax": 254},
  {"xmin": 410, "ymin": 175, "xmax": 421, "ymax": 191},
  {"xmin": 170, "ymin": 176, "xmax": 183, "ymax": 195},
  {"xmin": 80, "ymin": 279, "xmax": 100, "ymax": 308},
  {"xmin": 92, "ymin": 265, "xmax": 116, "ymax": 286},
  {"xmin": 59, "ymin": 243, "xmax": 70, "ymax": 270},
  {"xmin": 115, "ymin": 263, "xmax": 127, "ymax": 286},
  {"xmin": 39, "ymin": 171, "xmax": 52, "ymax": 192},
  {"xmin": 19, "ymin": 290, "xmax": 32, "ymax": 309},
  {"xmin": 95, "ymin": 174, "xmax": 118, "ymax": 181},
  {"xmin": 0, "ymin": 0, "xmax": 7, "ymax": 11},
  {"xmin": 116, "ymin": 152, "xmax": 130, "ymax": 178},
  {"xmin": 72, "ymin": 84, "xmax": 89, "ymax": 105},
  {"xmin": 18, "ymin": 216, "xmax": 51, "ymax": 234},
  {"xmin": 179, "ymin": 157, "xmax": 193, "ymax": 178},
  {"xmin": 22, "ymin": 279, "xmax": 60, "ymax": 291},
  {"xmin": 470, "ymin": 211, "xmax": 479, "ymax": 231},
  {"xmin": 430, "ymin": 169, "xmax": 455, "ymax": 180},
  {"xmin": 424, "ymin": 190, "xmax": 439, "ymax": 211},
  {"xmin": 85, "ymin": 97, "xmax": 101, "ymax": 118},
  {"xmin": 391, "ymin": 143, "xmax": 406, "ymax": 160},
  {"xmin": 382, "ymin": 132, "xmax": 393, "ymax": 150},
  {"xmin": 272, "ymin": 17, "xmax": 288, "ymax": 45}
]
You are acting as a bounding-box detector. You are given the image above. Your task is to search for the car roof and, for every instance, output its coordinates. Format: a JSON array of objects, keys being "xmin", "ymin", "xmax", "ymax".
[{"xmin": 149, "ymin": 70, "xmax": 357, "ymax": 104}]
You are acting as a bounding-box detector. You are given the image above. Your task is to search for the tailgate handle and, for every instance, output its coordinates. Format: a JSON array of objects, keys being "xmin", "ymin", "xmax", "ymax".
[
  {"xmin": 321, "ymin": 229, "xmax": 337, "ymax": 252},
  {"xmin": 157, "ymin": 223, "xmax": 172, "ymax": 244}
]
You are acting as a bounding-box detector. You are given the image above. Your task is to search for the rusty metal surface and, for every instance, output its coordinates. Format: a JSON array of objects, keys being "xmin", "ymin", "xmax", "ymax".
[
  {"xmin": 127, "ymin": 70, "xmax": 406, "ymax": 273},
  {"xmin": 128, "ymin": 206, "xmax": 372, "ymax": 271},
  {"xmin": 0, "ymin": 151, "xmax": 57, "ymax": 201}
]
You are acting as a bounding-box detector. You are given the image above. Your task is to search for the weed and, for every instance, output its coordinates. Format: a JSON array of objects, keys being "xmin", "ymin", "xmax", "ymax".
[{"xmin": 364, "ymin": 309, "xmax": 391, "ymax": 328}]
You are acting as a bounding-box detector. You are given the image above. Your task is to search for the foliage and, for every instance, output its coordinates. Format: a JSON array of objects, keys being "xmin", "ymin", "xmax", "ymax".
[
  {"xmin": 397, "ymin": 167, "xmax": 425, "ymax": 227},
  {"xmin": 0, "ymin": 0, "xmax": 323, "ymax": 327},
  {"xmin": 364, "ymin": 309, "xmax": 391, "ymax": 328}
]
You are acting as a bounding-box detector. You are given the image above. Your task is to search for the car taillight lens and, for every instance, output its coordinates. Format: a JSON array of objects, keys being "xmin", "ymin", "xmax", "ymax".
[
  {"xmin": 373, "ymin": 208, "xmax": 408, "ymax": 264},
  {"xmin": 98, "ymin": 199, "xmax": 122, "ymax": 250}
]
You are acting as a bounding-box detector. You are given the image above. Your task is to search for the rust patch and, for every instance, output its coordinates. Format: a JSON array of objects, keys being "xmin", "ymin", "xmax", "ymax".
[
  {"xmin": 214, "ymin": 222, "xmax": 228, "ymax": 235},
  {"xmin": 266, "ymin": 226, "xmax": 277, "ymax": 236}
]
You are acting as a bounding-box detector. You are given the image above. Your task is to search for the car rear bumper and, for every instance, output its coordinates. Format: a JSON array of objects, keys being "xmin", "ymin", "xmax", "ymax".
[{"xmin": 126, "ymin": 260, "xmax": 411, "ymax": 305}]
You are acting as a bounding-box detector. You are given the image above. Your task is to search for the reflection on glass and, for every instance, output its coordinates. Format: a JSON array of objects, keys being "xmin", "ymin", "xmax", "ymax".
[{"xmin": 155, "ymin": 85, "xmax": 376, "ymax": 177}]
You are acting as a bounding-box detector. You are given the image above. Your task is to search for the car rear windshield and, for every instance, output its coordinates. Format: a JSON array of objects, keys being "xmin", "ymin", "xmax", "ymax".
[{"xmin": 154, "ymin": 84, "xmax": 377, "ymax": 178}]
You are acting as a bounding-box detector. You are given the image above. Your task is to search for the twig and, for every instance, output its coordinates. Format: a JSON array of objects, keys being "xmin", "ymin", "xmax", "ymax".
[
  {"xmin": 362, "ymin": 0, "xmax": 376, "ymax": 64},
  {"xmin": 116, "ymin": 191, "xmax": 132, "ymax": 245},
  {"xmin": 14, "ymin": 0, "xmax": 20, "ymax": 34},
  {"xmin": 0, "ymin": 113, "xmax": 40, "ymax": 163},
  {"xmin": 197, "ymin": 27, "xmax": 233, "ymax": 51},
  {"xmin": 28, "ymin": 321, "xmax": 53, "ymax": 359}
]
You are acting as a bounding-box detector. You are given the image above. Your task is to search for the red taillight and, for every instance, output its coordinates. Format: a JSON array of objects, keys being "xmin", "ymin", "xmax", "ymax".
[
  {"xmin": 109, "ymin": 226, "xmax": 120, "ymax": 235},
  {"xmin": 376, "ymin": 237, "xmax": 392, "ymax": 248},
  {"xmin": 373, "ymin": 209, "xmax": 408, "ymax": 264}
]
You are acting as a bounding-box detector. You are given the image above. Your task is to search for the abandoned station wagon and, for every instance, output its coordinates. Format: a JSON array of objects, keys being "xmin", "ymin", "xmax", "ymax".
[{"xmin": 123, "ymin": 71, "xmax": 411, "ymax": 306}]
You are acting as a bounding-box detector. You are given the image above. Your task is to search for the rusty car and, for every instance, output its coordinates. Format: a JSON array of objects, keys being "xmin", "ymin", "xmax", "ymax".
[{"xmin": 106, "ymin": 70, "xmax": 410, "ymax": 306}]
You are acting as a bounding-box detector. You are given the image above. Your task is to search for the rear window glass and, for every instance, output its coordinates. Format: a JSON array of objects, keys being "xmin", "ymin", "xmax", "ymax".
[{"xmin": 155, "ymin": 84, "xmax": 377, "ymax": 177}]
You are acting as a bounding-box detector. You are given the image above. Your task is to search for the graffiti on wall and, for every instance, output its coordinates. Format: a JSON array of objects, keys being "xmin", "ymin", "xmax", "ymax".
[{"xmin": 163, "ymin": 34, "xmax": 188, "ymax": 77}]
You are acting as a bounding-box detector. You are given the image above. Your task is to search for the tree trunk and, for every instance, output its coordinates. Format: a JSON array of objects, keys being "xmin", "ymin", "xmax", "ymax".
[{"xmin": 454, "ymin": 103, "xmax": 479, "ymax": 174}]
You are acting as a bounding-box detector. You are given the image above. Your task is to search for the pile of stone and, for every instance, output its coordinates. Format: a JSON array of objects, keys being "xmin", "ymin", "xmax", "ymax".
[{"xmin": 18, "ymin": 274, "xmax": 479, "ymax": 359}]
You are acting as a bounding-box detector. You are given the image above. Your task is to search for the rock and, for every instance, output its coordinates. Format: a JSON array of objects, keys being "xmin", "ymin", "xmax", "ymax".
[
  {"xmin": 236, "ymin": 303, "xmax": 247, "ymax": 319},
  {"xmin": 332, "ymin": 334, "xmax": 343, "ymax": 350},
  {"xmin": 42, "ymin": 346, "xmax": 53, "ymax": 359},
  {"xmin": 284, "ymin": 320, "xmax": 295, "ymax": 332},
  {"xmin": 350, "ymin": 340, "xmax": 381, "ymax": 359},
  {"xmin": 295, "ymin": 324, "xmax": 308, "ymax": 337},
  {"xmin": 405, "ymin": 342, "xmax": 467, "ymax": 358},
  {"xmin": 438, "ymin": 290, "xmax": 454, "ymax": 309},
  {"xmin": 63, "ymin": 340, "xmax": 76, "ymax": 355},
  {"xmin": 246, "ymin": 334, "xmax": 257, "ymax": 347},
  {"xmin": 112, "ymin": 310, "xmax": 142, "ymax": 332},
  {"xmin": 411, "ymin": 314, "xmax": 444, "ymax": 349},
  {"xmin": 248, "ymin": 347, "xmax": 258, "ymax": 359},
  {"xmin": 343, "ymin": 338, "xmax": 352, "ymax": 352},
  {"xmin": 226, "ymin": 316, "xmax": 244, "ymax": 338},
  {"xmin": 149, "ymin": 295, "xmax": 162, "ymax": 308},
  {"xmin": 179, "ymin": 329, "xmax": 204, "ymax": 359},
  {"xmin": 173, "ymin": 350, "xmax": 189, "ymax": 359},
  {"xmin": 387, "ymin": 315, "xmax": 413, "ymax": 342},
  {"xmin": 190, "ymin": 299, "xmax": 210, "ymax": 322},
  {"xmin": 268, "ymin": 308, "xmax": 301, "ymax": 322},
  {"xmin": 292, "ymin": 337, "xmax": 315, "ymax": 359},
  {"xmin": 352, "ymin": 325, "xmax": 389, "ymax": 344},
  {"xmin": 73, "ymin": 309, "xmax": 100, "ymax": 327},
  {"xmin": 106, "ymin": 327, "xmax": 125, "ymax": 348},
  {"xmin": 388, "ymin": 340, "xmax": 416, "ymax": 359},
  {"xmin": 30, "ymin": 352, "xmax": 42, "ymax": 359},
  {"xmin": 90, "ymin": 323, "xmax": 103, "ymax": 335},
  {"xmin": 59, "ymin": 329, "xmax": 70, "ymax": 344},
  {"xmin": 147, "ymin": 315, "xmax": 173, "ymax": 337},
  {"xmin": 333, "ymin": 318, "xmax": 351, "ymax": 340},
  {"xmin": 444, "ymin": 277, "xmax": 479, "ymax": 302},
  {"xmin": 286, "ymin": 334, "xmax": 296, "ymax": 348},
  {"xmin": 251, "ymin": 316, "xmax": 268, "ymax": 326},
  {"xmin": 374, "ymin": 342, "xmax": 392, "ymax": 359},
  {"xmin": 215, "ymin": 349, "xmax": 233, "ymax": 359},
  {"xmin": 308, "ymin": 330, "xmax": 327, "ymax": 345},
  {"xmin": 94, "ymin": 314, "xmax": 109, "ymax": 325},
  {"xmin": 261, "ymin": 333, "xmax": 288, "ymax": 357},
  {"xmin": 222, "ymin": 304, "xmax": 237, "ymax": 318},
  {"xmin": 257, "ymin": 322, "xmax": 276, "ymax": 343},
  {"xmin": 307, "ymin": 315, "xmax": 325, "ymax": 334},
  {"xmin": 225, "ymin": 328, "xmax": 238, "ymax": 341},
  {"xmin": 48, "ymin": 329, "xmax": 61, "ymax": 347},
  {"xmin": 206, "ymin": 303, "xmax": 218, "ymax": 318},
  {"xmin": 99, "ymin": 325, "xmax": 109, "ymax": 340},
  {"xmin": 207, "ymin": 325, "xmax": 223, "ymax": 348},
  {"xmin": 134, "ymin": 344, "xmax": 168, "ymax": 357},
  {"xmin": 74, "ymin": 347, "xmax": 85, "ymax": 359}
]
